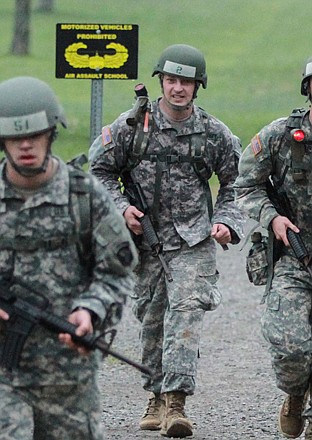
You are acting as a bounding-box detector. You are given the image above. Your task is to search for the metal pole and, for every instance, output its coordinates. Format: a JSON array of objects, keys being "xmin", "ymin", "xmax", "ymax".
[{"xmin": 90, "ymin": 79, "xmax": 103, "ymax": 146}]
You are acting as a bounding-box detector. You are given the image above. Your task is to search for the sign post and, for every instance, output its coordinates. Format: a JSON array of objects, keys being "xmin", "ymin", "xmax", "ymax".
[
  {"xmin": 55, "ymin": 23, "xmax": 138, "ymax": 145},
  {"xmin": 90, "ymin": 79, "xmax": 103, "ymax": 146}
]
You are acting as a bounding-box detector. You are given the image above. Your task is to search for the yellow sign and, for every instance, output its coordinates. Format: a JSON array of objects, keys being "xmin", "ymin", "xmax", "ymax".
[{"xmin": 55, "ymin": 23, "xmax": 138, "ymax": 79}]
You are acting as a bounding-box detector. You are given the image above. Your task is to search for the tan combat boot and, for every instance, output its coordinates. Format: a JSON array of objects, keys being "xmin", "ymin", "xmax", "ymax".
[
  {"xmin": 160, "ymin": 391, "xmax": 193, "ymax": 438},
  {"xmin": 139, "ymin": 392, "xmax": 166, "ymax": 430},
  {"xmin": 279, "ymin": 394, "xmax": 308, "ymax": 438},
  {"xmin": 304, "ymin": 390, "xmax": 312, "ymax": 439}
]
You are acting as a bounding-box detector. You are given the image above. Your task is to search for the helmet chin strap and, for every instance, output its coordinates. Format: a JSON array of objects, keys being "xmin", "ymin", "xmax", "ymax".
[
  {"xmin": 6, "ymin": 149, "xmax": 51, "ymax": 177},
  {"xmin": 4, "ymin": 131, "xmax": 55, "ymax": 178}
]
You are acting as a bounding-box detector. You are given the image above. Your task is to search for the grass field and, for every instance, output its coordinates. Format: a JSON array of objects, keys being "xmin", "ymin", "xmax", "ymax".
[{"xmin": 0, "ymin": 0, "xmax": 312, "ymax": 161}]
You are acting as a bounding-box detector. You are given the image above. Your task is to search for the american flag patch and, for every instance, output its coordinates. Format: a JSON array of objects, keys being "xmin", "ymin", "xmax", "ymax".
[
  {"xmin": 251, "ymin": 135, "xmax": 262, "ymax": 156},
  {"xmin": 102, "ymin": 126, "xmax": 112, "ymax": 146}
]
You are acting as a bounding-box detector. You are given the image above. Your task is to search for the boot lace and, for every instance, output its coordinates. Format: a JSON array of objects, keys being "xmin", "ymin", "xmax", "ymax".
[
  {"xmin": 143, "ymin": 396, "xmax": 162, "ymax": 417},
  {"xmin": 168, "ymin": 400, "xmax": 186, "ymax": 418}
]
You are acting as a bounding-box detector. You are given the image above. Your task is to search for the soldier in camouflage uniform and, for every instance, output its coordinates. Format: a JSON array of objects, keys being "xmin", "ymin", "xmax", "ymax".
[
  {"xmin": 89, "ymin": 44, "xmax": 244, "ymax": 438},
  {"xmin": 235, "ymin": 56, "xmax": 312, "ymax": 439},
  {"xmin": 0, "ymin": 76, "xmax": 138, "ymax": 440}
]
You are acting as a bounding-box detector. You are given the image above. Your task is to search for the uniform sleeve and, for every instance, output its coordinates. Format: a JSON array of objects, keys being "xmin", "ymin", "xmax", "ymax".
[
  {"xmin": 88, "ymin": 112, "xmax": 135, "ymax": 214},
  {"xmin": 71, "ymin": 176, "xmax": 138, "ymax": 329},
  {"xmin": 211, "ymin": 126, "xmax": 245, "ymax": 243},
  {"xmin": 234, "ymin": 121, "xmax": 285, "ymax": 229}
]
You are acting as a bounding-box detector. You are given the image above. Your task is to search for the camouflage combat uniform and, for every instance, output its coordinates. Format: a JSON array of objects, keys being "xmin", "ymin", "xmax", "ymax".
[
  {"xmin": 235, "ymin": 112, "xmax": 312, "ymax": 396},
  {"xmin": 89, "ymin": 99, "xmax": 244, "ymax": 396},
  {"xmin": 0, "ymin": 158, "xmax": 138, "ymax": 439}
]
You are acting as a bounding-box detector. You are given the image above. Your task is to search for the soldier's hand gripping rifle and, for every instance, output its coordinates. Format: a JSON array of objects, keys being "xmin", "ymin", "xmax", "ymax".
[
  {"xmin": 266, "ymin": 178, "xmax": 312, "ymax": 277},
  {"xmin": 124, "ymin": 182, "xmax": 173, "ymax": 282},
  {"xmin": 0, "ymin": 282, "xmax": 152, "ymax": 375}
]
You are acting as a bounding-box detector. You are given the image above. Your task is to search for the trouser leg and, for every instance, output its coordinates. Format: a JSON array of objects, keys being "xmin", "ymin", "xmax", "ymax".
[
  {"xmin": 261, "ymin": 260, "xmax": 312, "ymax": 396},
  {"xmin": 132, "ymin": 252, "xmax": 167, "ymax": 394},
  {"xmin": 261, "ymin": 258, "xmax": 312, "ymax": 438},
  {"xmin": 32, "ymin": 379, "xmax": 104, "ymax": 440},
  {"xmin": 162, "ymin": 309, "xmax": 204, "ymax": 395},
  {"xmin": 0, "ymin": 382, "xmax": 34, "ymax": 440}
]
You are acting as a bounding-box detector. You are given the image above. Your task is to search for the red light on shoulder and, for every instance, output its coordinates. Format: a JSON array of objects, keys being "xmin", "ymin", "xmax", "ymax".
[{"xmin": 292, "ymin": 129, "xmax": 305, "ymax": 142}]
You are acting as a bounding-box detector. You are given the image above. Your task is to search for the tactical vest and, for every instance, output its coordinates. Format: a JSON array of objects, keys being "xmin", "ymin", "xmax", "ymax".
[
  {"xmin": 249, "ymin": 108, "xmax": 312, "ymax": 301},
  {"xmin": 0, "ymin": 155, "xmax": 93, "ymax": 272},
  {"xmin": 273, "ymin": 107, "xmax": 312, "ymax": 188},
  {"xmin": 123, "ymin": 106, "xmax": 214, "ymax": 226}
]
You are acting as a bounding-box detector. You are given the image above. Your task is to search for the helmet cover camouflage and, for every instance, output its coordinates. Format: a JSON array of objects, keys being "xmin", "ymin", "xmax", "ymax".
[
  {"xmin": 0, "ymin": 76, "xmax": 67, "ymax": 138},
  {"xmin": 152, "ymin": 44, "xmax": 207, "ymax": 89}
]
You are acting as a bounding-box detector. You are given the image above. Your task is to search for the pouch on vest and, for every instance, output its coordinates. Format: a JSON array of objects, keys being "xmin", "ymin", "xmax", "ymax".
[{"xmin": 246, "ymin": 231, "xmax": 269, "ymax": 286}]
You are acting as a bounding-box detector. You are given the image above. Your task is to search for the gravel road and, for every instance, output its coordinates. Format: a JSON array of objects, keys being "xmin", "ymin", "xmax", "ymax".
[{"xmin": 99, "ymin": 233, "xmax": 304, "ymax": 440}]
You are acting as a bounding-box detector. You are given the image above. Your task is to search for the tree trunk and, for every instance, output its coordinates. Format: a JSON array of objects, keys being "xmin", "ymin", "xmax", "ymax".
[
  {"xmin": 11, "ymin": 0, "xmax": 31, "ymax": 55},
  {"xmin": 37, "ymin": 0, "xmax": 54, "ymax": 12}
]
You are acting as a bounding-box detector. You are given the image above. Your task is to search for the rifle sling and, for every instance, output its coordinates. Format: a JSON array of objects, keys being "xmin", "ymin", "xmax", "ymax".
[{"xmin": 152, "ymin": 158, "xmax": 166, "ymax": 230}]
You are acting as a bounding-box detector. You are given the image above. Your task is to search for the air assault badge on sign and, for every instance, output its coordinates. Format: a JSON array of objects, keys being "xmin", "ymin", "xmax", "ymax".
[{"xmin": 251, "ymin": 134, "xmax": 262, "ymax": 156}]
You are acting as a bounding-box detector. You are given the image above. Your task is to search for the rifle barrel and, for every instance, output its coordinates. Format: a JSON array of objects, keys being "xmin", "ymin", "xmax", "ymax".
[
  {"xmin": 40, "ymin": 311, "xmax": 152, "ymax": 375},
  {"xmin": 95, "ymin": 339, "xmax": 152, "ymax": 375}
]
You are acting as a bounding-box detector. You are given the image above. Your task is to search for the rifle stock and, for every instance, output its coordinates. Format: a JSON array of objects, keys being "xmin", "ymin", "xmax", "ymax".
[{"xmin": 126, "ymin": 83, "xmax": 149, "ymax": 126}]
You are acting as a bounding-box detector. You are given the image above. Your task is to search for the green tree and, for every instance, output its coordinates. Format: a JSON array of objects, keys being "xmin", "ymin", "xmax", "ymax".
[
  {"xmin": 11, "ymin": 0, "xmax": 31, "ymax": 55},
  {"xmin": 37, "ymin": 0, "xmax": 54, "ymax": 12}
]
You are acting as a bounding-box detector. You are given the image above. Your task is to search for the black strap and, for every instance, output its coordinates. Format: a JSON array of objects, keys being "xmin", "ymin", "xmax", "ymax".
[
  {"xmin": 191, "ymin": 140, "xmax": 214, "ymax": 220},
  {"xmin": 141, "ymin": 152, "xmax": 203, "ymax": 164},
  {"xmin": 124, "ymin": 110, "xmax": 153, "ymax": 173},
  {"xmin": 125, "ymin": 108, "xmax": 214, "ymax": 221},
  {"xmin": 151, "ymin": 159, "xmax": 166, "ymax": 230},
  {"xmin": 68, "ymin": 168, "xmax": 93, "ymax": 272}
]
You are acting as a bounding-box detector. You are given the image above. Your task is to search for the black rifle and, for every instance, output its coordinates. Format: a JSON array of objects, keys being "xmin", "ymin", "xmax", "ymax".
[
  {"xmin": 0, "ymin": 283, "xmax": 152, "ymax": 375},
  {"xmin": 266, "ymin": 178, "xmax": 312, "ymax": 277},
  {"xmin": 124, "ymin": 182, "xmax": 173, "ymax": 282}
]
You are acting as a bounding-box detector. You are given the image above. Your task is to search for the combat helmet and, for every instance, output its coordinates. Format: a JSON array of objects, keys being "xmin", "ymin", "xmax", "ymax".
[
  {"xmin": 0, "ymin": 76, "xmax": 67, "ymax": 140},
  {"xmin": 0, "ymin": 76, "xmax": 67, "ymax": 177},
  {"xmin": 301, "ymin": 56, "xmax": 312, "ymax": 96},
  {"xmin": 152, "ymin": 44, "xmax": 207, "ymax": 89}
]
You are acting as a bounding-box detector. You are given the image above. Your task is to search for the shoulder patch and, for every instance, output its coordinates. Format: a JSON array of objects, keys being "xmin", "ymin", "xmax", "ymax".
[
  {"xmin": 102, "ymin": 126, "xmax": 112, "ymax": 147},
  {"xmin": 251, "ymin": 134, "xmax": 262, "ymax": 156}
]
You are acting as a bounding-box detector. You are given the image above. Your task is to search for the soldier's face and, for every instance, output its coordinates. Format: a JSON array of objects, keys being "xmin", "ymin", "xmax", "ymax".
[
  {"xmin": 4, "ymin": 131, "xmax": 51, "ymax": 170},
  {"xmin": 162, "ymin": 74, "xmax": 195, "ymax": 108}
]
